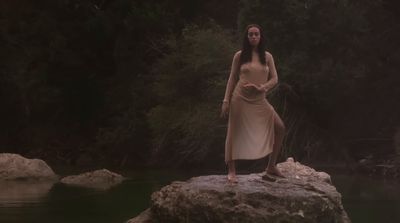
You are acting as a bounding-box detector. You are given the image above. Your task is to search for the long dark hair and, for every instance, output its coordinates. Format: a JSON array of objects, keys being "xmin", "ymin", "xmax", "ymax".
[{"xmin": 239, "ymin": 24, "xmax": 267, "ymax": 66}]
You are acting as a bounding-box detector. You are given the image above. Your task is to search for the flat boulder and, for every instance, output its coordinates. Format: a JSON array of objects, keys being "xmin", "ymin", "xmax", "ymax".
[
  {"xmin": 127, "ymin": 158, "xmax": 351, "ymax": 223},
  {"xmin": 60, "ymin": 168, "xmax": 125, "ymax": 190},
  {"xmin": 0, "ymin": 153, "xmax": 58, "ymax": 181}
]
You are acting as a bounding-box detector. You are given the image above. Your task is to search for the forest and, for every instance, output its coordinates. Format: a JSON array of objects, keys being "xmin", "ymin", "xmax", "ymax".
[{"xmin": 1, "ymin": 0, "xmax": 399, "ymax": 173}]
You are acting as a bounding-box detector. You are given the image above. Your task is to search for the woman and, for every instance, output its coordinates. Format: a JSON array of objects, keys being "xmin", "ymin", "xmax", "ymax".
[{"xmin": 220, "ymin": 24, "xmax": 286, "ymax": 183}]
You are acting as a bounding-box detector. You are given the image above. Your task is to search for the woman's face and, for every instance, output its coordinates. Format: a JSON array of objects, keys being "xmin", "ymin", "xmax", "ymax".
[{"xmin": 247, "ymin": 26, "xmax": 261, "ymax": 47}]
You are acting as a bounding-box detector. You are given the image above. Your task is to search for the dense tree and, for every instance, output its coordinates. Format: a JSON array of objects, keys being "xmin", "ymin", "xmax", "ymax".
[
  {"xmin": 0, "ymin": 0, "xmax": 239, "ymax": 167},
  {"xmin": 0, "ymin": 0, "xmax": 398, "ymax": 169},
  {"xmin": 238, "ymin": 0, "xmax": 400, "ymax": 163},
  {"xmin": 148, "ymin": 23, "xmax": 237, "ymax": 167}
]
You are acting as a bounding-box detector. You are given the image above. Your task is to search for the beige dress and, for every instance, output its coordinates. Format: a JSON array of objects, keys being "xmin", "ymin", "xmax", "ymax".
[{"xmin": 224, "ymin": 51, "xmax": 277, "ymax": 163}]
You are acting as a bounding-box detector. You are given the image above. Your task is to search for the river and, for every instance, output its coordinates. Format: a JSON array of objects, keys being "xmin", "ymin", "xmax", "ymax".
[{"xmin": 0, "ymin": 169, "xmax": 399, "ymax": 223}]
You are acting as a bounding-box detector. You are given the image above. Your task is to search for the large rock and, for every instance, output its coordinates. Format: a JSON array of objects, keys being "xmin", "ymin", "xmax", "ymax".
[
  {"xmin": 0, "ymin": 153, "xmax": 58, "ymax": 180},
  {"xmin": 127, "ymin": 158, "xmax": 351, "ymax": 223},
  {"xmin": 60, "ymin": 168, "xmax": 125, "ymax": 190}
]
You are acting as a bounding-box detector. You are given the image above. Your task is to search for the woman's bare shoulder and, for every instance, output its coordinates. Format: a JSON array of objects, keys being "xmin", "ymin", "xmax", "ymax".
[
  {"xmin": 234, "ymin": 50, "xmax": 242, "ymax": 57},
  {"xmin": 233, "ymin": 50, "xmax": 242, "ymax": 61},
  {"xmin": 265, "ymin": 51, "xmax": 273, "ymax": 59}
]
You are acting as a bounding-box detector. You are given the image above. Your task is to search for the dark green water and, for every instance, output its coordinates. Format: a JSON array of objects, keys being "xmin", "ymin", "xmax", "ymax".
[
  {"xmin": 0, "ymin": 169, "xmax": 399, "ymax": 223},
  {"xmin": 332, "ymin": 173, "xmax": 400, "ymax": 223}
]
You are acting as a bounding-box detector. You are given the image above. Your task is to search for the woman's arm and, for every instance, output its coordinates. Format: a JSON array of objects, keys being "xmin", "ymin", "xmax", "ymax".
[
  {"xmin": 223, "ymin": 51, "xmax": 241, "ymax": 103},
  {"xmin": 261, "ymin": 52, "xmax": 278, "ymax": 91}
]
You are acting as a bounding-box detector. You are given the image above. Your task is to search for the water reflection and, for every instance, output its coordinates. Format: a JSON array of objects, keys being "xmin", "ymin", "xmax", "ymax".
[
  {"xmin": 0, "ymin": 180, "xmax": 55, "ymax": 207},
  {"xmin": 0, "ymin": 170, "xmax": 180, "ymax": 223}
]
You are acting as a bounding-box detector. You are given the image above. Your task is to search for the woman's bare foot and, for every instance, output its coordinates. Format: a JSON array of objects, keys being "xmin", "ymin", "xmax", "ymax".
[
  {"xmin": 266, "ymin": 166, "xmax": 285, "ymax": 178},
  {"xmin": 227, "ymin": 173, "xmax": 238, "ymax": 183}
]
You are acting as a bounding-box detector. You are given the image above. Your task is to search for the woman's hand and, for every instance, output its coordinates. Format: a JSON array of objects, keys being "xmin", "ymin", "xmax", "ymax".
[
  {"xmin": 243, "ymin": 83, "xmax": 266, "ymax": 93},
  {"xmin": 220, "ymin": 101, "xmax": 229, "ymax": 118}
]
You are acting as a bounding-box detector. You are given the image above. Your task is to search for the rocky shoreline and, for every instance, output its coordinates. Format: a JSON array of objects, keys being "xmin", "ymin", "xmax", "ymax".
[
  {"xmin": 0, "ymin": 153, "xmax": 125, "ymax": 190},
  {"xmin": 0, "ymin": 153, "xmax": 352, "ymax": 222}
]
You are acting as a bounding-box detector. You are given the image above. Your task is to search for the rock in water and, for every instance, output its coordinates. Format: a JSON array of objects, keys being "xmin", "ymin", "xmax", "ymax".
[
  {"xmin": 127, "ymin": 158, "xmax": 351, "ymax": 223},
  {"xmin": 60, "ymin": 169, "xmax": 125, "ymax": 190},
  {"xmin": 0, "ymin": 153, "xmax": 58, "ymax": 180}
]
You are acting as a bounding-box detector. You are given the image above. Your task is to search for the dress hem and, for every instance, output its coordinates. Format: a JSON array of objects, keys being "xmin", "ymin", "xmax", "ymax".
[{"xmin": 224, "ymin": 150, "xmax": 273, "ymax": 164}]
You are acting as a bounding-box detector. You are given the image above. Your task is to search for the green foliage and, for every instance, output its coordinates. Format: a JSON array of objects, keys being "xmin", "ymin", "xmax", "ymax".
[
  {"xmin": 148, "ymin": 23, "xmax": 237, "ymax": 166},
  {"xmin": 1, "ymin": 0, "xmax": 398, "ymax": 167},
  {"xmin": 238, "ymin": 0, "xmax": 400, "ymax": 161}
]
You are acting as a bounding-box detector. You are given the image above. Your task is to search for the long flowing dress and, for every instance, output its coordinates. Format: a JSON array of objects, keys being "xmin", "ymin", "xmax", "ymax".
[{"xmin": 224, "ymin": 52, "xmax": 277, "ymax": 163}]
